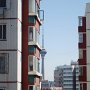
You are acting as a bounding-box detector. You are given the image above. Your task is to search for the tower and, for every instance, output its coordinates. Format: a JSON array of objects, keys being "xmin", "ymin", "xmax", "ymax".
[{"xmin": 40, "ymin": 23, "xmax": 47, "ymax": 80}]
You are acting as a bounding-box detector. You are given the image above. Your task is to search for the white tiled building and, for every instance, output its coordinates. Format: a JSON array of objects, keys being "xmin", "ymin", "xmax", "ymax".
[
  {"xmin": 0, "ymin": 0, "xmax": 22, "ymax": 90},
  {"xmin": 54, "ymin": 61, "xmax": 80, "ymax": 90},
  {"xmin": 0, "ymin": 0, "xmax": 43, "ymax": 90}
]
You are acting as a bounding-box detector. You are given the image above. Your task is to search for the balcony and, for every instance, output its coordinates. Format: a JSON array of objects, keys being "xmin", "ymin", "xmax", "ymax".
[
  {"xmin": 28, "ymin": 55, "xmax": 42, "ymax": 77},
  {"xmin": 78, "ymin": 33, "xmax": 86, "ymax": 48},
  {"xmin": 28, "ymin": 27, "xmax": 41, "ymax": 49},
  {"xmin": 79, "ymin": 66, "xmax": 87, "ymax": 82},
  {"xmin": 28, "ymin": 0, "xmax": 44, "ymax": 25},
  {"xmin": 78, "ymin": 16, "xmax": 83, "ymax": 26},
  {"xmin": 78, "ymin": 16, "xmax": 86, "ymax": 32}
]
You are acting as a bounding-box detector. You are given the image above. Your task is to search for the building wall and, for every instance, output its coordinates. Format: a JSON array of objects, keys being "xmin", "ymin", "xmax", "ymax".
[
  {"xmin": 86, "ymin": 3, "xmax": 90, "ymax": 90},
  {"xmin": 0, "ymin": 20, "xmax": 21, "ymax": 50},
  {"xmin": 0, "ymin": 51, "xmax": 21, "ymax": 90},
  {"xmin": 4, "ymin": 0, "xmax": 22, "ymax": 20},
  {"xmin": 0, "ymin": 0, "xmax": 22, "ymax": 90}
]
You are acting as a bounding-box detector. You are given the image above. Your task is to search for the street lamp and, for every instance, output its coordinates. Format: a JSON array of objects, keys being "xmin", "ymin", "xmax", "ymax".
[{"xmin": 72, "ymin": 64, "xmax": 76, "ymax": 90}]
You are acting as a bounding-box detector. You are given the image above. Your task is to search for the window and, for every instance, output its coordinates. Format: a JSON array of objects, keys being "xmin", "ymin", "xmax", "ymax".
[
  {"xmin": 38, "ymin": 62, "xmax": 40, "ymax": 72},
  {"xmin": 28, "ymin": 55, "xmax": 39, "ymax": 72},
  {"xmin": 28, "ymin": 16, "xmax": 36, "ymax": 24},
  {"xmin": 79, "ymin": 49, "xmax": 83, "ymax": 59},
  {"xmin": 29, "ymin": 86, "xmax": 33, "ymax": 90},
  {"xmin": 0, "ymin": 89, "xmax": 5, "ymax": 90},
  {"xmin": 35, "ymin": 30, "xmax": 39, "ymax": 43},
  {"xmin": 29, "ymin": 56, "xmax": 33, "ymax": 71},
  {"xmin": 28, "ymin": 75, "xmax": 36, "ymax": 84},
  {"xmin": 35, "ymin": 2, "xmax": 39, "ymax": 16},
  {"xmin": 0, "ymin": 53, "xmax": 8, "ymax": 74},
  {"xmin": 78, "ymin": 16, "xmax": 83, "ymax": 26},
  {"xmin": 28, "ymin": 46, "xmax": 36, "ymax": 54},
  {"xmin": 79, "ymin": 33, "xmax": 83, "ymax": 43},
  {"xmin": 28, "ymin": 27, "xmax": 33, "ymax": 41},
  {"xmin": 79, "ymin": 67, "xmax": 83, "ymax": 76},
  {"xmin": 0, "ymin": 0, "xmax": 6, "ymax": 7},
  {"xmin": 0, "ymin": 25, "xmax": 6, "ymax": 40},
  {"xmin": 80, "ymin": 83, "xmax": 83, "ymax": 90}
]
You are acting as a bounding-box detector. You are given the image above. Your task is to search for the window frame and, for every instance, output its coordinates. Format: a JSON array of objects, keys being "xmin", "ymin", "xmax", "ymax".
[
  {"xmin": 79, "ymin": 66, "xmax": 83, "ymax": 76},
  {"xmin": 28, "ymin": 56, "xmax": 33, "ymax": 71},
  {"xmin": 28, "ymin": 27, "xmax": 33, "ymax": 41},
  {"xmin": 0, "ymin": 24, "xmax": 6, "ymax": 41},
  {"xmin": 79, "ymin": 49, "xmax": 83, "ymax": 59},
  {"xmin": 0, "ymin": 0, "xmax": 6, "ymax": 7},
  {"xmin": 78, "ymin": 16, "xmax": 83, "ymax": 26},
  {"xmin": 28, "ymin": 26, "xmax": 39, "ymax": 44},
  {"xmin": 80, "ymin": 83, "xmax": 83, "ymax": 90},
  {"xmin": 79, "ymin": 33, "xmax": 83, "ymax": 43},
  {"xmin": 0, "ymin": 88, "xmax": 5, "ymax": 90},
  {"xmin": 0, "ymin": 53, "xmax": 9, "ymax": 74},
  {"xmin": 28, "ymin": 55, "xmax": 39, "ymax": 72},
  {"xmin": 28, "ymin": 86, "xmax": 33, "ymax": 90}
]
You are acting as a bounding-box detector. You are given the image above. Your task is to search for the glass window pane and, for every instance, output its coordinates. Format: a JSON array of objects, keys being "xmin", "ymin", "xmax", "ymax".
[
  {"xmin": 28, "ymin": 75, "xmax": 35, "ymax": 83},
  {"xmin": 0, "ymin": 55, "xmax": 5, "ymax": 73},
  {"xmin": 29, "ymin": 27, "xmax": 33, "ymax": 41},
  {"xmin": 79, "ymin": 33, "xmax": 83, "ymax": 43},
  {"xmin": 29, "ymin": 56, "xmax": 33, "ymax": 71},
  {"xmin": 28, "ymin": 46, "xmax": 36, "ymax": 54},
  {"xmin": 0, "ymin": 25, "xmax": 2, "ymax": 39},
  {"xmin": 0, "ymin": 0, "xmax": 6, "ymax": 7},
  {"xmin": 3, "ymin": 25, "xmax": 6, "ymax": 39},
  {"xmin": 79, "ymin": 67, "xmax": 83, "ymax": 76},
  {"xmin": 0, "ymin": 53, "xmax": 8, "ymax": 74},
  {"xmin": 0, "ymin": 89, "xmax": 5, "ymax": 90},
  {"xmin": 29, "ymin": 86, "xmax": 33, "ymax": 90},
  {"xmin": 79, "ymin": 16, "xmax": 83, "ymax": 26},
  {"xmin": 79, "ymin": 49, "xmax": 83, "ymax": 59},
  {"xmin": 28, "ymin": 16, "xmax": 36, "ymax": 24}
]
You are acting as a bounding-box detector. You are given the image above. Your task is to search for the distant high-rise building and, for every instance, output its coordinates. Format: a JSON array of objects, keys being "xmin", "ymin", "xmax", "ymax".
[
  {"xmin": 41, "ymin": 80, "xmax": 62, "ymax": 90},
  {"xmin": 54, "ymin": 61, "xmax": 80, "ymax": 90},
  {"xmin": 78, "ymin": 3, "xmax": 90, "ymax": 90}
]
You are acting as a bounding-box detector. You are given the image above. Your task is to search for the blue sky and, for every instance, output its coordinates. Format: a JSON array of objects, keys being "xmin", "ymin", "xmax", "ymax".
[{"xmin": 40, "ymin": 0, "xmax": 90, "ymax": 81}]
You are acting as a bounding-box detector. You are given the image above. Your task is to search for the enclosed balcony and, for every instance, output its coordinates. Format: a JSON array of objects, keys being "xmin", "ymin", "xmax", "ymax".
[
  {"xmin": 78, "ymin": 32, "xmax": 86, "ymax": 48},
  {"xmin": 28, "ymin": 55, "xmax": 41, "ymax": 77},
  {"xmin": 28, "ymin": 27, "xmax": 41, "ymax": 49},
  {"xmin": 78, "ymin": 16, "xmax": 83, "ymax": 26},
  {"xmin": 78, "ymin": 16, "xmax": 86, "ymax": 32},
  {"xmin": 28, "ymin": 0, "xmax": 44, "ymax": 25},
  {"xmin": 29, "ymin": 0, "xmax": 40, "ymax": 16},
  {"xmin": 28, "ymin": 75, "xmax": 41, "ymax": 86}
]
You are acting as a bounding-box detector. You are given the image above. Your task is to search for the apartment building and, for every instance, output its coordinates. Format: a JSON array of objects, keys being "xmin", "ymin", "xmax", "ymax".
[
  {"xmin": 78, "ymin": 3, "xmax": 90, "ymax": 90},
  {"xmin": 54, "ymin": 61, "xmax": 80, "ymax": 90},
  {"xmin": 41, "ymin": 80, "xmax": 62, "ymax": 90},
  {"xmin": 0, "ymin": 0, "xmax": 43, "ymax": 90}
]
